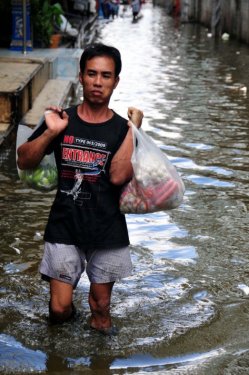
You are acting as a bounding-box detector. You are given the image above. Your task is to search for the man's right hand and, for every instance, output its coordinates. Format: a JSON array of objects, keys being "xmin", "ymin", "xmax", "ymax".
[{"xmin": 44, "ymin": 106, "xmax": 69, "ymax": 137}]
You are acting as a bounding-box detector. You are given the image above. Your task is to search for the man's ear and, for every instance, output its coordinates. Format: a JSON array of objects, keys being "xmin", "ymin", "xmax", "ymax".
[
  {"xmin": 79, "ymin": 72, "xmax": 83, "ymax": 84},
  {"xmin": 114, "ymin": 76, "xmax": 120, "ymax": 89}
]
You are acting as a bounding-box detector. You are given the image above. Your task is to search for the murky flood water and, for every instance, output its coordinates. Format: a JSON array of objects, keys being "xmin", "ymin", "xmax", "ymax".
[{"xmin": 2, "ymin": 3, "xmax": 249, "ymax": 374}]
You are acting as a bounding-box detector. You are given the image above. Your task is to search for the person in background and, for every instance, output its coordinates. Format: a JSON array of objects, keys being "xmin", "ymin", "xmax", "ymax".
[
  {"xmin": 131, "ymin": 0, "xmax": 141, "ymax": 21},
  {"xmin": 17, "ymin": 43, "xmax": 143, "ymax": 335}
]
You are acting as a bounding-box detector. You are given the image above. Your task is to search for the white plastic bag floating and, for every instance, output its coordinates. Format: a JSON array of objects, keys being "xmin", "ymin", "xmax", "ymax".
[
  {"xmin": 16, "ymin": 123, "xmax": 58, "ymax": 191},
  {"xmin": 119, "ymin": 123, "xmax": 185, "ymax": 214},
  {"xmin": 59, "ymin": 15, "xmax": 78, "ymax": 37}
]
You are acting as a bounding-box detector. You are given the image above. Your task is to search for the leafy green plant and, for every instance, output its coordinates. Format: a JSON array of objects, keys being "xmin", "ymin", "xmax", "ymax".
[{"xmin": 31, "ymin": 0, "xmax": 64, "ymax": 47}]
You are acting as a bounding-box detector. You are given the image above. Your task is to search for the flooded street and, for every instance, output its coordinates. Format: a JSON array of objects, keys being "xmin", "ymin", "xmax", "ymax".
[{"xmin": 2, "ymin": 3, "xmax": 249, "ymax": 374}]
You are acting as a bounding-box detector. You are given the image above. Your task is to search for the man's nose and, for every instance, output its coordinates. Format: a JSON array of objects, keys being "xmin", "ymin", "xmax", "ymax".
[{"xmin": 94, "ymin": 74, "xmax": 102, "ymax": 85}]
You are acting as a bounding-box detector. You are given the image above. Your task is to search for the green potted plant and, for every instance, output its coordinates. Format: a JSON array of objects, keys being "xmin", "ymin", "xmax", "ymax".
[{"xmin": 31, "ymin": 0, "xmax": 64, "ymax": 47}]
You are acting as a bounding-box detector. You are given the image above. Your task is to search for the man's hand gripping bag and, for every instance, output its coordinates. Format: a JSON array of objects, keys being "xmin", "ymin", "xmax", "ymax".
[{"xmin": 16, "ymin": 124, "xmax": 58, "ymax": 191}]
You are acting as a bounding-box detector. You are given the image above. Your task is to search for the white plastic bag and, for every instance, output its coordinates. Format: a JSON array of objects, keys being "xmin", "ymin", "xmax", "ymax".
[
  {"xmin": 119, "ymin": 124, "xmax": 185, "ymax": 214},
  {"xmin": 59, "ymin": 15, "xmax": 78, "ymax": 37},
  {"xmin": 16, "ymin": 123, "xmax": 58, "ymax": 191}
]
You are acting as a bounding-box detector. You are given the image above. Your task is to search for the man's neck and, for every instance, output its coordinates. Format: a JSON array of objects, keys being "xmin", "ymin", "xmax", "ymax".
[{"xmin": 77, "ymin": 102, "xmax": 113, "ymax": 123}]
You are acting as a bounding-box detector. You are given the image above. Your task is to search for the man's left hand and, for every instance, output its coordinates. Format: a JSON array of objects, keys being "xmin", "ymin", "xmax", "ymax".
[{"xmin": 127, "ymin": 107, "xmax": 143, "ymax": 128}]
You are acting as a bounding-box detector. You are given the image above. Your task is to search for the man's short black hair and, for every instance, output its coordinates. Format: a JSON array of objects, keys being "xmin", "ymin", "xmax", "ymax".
[{"xmin": 80, "ymin": 43, "xmax": 122, "ymax": 78}]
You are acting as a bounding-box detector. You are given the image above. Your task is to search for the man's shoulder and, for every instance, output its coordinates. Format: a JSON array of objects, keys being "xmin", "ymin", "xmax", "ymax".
[
  {"xmin": 112, "ymin": 111, "xmax": 127, "ymax": 124},
  {"xmin": 64, "ymin": 105, "xmax": 77, "ymax": 117}
]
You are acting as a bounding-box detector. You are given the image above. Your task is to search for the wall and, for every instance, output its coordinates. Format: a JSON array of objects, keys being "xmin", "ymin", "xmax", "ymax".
[{"xmin": 155, "ymin": 0, "xmax": 249, "ymax": 44}]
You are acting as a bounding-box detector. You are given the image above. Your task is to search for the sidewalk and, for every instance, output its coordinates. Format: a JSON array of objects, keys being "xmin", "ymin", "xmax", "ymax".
[{"xmin": 0, "ymin": 14, "xmax": 98, "ymax": 148}]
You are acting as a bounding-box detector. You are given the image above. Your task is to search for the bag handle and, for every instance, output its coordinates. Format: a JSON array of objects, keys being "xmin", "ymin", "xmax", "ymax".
[{"xmin": 130, "ymin": 122, "xmax": 145, "ymax": 151}]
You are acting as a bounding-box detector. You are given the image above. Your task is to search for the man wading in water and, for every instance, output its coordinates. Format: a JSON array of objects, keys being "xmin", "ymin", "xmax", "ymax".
[{"xmin": 17, "ymin": 43, "xmax": 143, "ymax": 335}]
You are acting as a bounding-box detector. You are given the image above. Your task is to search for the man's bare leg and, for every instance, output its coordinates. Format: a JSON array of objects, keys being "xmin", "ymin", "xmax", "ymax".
[
  {"xmin": 49, "ymin": 279, "xmax": 74, "ymax": 324},
  {"xmin": 88, "ymin": 282, "xmax": 114, "ymax": 331}
]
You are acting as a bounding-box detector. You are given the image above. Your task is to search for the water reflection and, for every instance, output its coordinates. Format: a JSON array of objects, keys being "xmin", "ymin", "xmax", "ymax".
[
  {"xmin": 2, "ymin": 2, "xmax": 249, "ymax": 374},
  {"xmin": 110, "ymin": 349, "xmax": 225, "ymax": 370},
  {"xmin": 0, "ymin": 334, "xmax": 47, "ymax": 373}
]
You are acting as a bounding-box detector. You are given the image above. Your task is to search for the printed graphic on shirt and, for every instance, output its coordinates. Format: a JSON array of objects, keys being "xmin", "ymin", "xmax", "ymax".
[{"xmin": 60, "ymin": 135, "xmax": 110, "ymax": 206}]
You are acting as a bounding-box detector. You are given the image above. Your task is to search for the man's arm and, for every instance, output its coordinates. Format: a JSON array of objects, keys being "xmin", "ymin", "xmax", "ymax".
[
  {"xmin": 109, "ymin": 107, "xmax": 143, "ymax": 186},
  {"xmin": 17, "ymin": 107, "xmax": 68, "ymax": 170}
]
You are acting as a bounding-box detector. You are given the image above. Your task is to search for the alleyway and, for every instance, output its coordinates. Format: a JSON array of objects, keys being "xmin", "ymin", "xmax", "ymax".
[{"xmin": 1, "ymin": 3, "xmax": 249, "ymax": 374}]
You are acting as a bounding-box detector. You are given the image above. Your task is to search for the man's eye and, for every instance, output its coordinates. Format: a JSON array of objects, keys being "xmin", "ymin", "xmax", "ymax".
[{"xmin": 103, "ymin": 74, "xmax": 111, "ymax": 79}]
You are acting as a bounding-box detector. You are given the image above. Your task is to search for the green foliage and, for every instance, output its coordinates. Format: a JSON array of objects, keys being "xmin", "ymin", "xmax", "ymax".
[{"xmin": 30, "ymin": 0, "xmax": 64, "ymax": 47}]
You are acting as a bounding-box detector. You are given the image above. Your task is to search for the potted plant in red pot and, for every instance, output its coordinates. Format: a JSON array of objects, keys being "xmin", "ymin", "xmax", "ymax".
[{"xmin": 31, "ymin": 0, "xmax": 64, "ymax": 47}]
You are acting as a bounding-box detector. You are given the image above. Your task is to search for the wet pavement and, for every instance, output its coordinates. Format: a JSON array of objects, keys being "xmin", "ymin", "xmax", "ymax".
[{"xmin": 1, "ymin": 3, "xmax": 249, "ymax": 374}]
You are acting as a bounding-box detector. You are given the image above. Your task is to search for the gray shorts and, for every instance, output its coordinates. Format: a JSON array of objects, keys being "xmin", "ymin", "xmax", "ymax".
[{"xmin": 39, "ymin": 242, "xmax": 132, "ymax": 288}]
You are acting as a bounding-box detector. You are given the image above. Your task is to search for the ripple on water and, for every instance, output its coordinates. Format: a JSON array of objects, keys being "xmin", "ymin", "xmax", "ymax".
[
  {"xmin": 109, "ymin": 348, "xmax": 225, "ymax": 370},
  {"xmin": 187, "ymin": 174, "xmax": 235, "ymax": 187}
]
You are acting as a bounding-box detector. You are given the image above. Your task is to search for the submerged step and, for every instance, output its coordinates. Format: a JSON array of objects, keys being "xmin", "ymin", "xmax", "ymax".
[
  {"xmin": 21, "ymin": 79, "xmax": 74, "ymax": 128},
  {"xmin": 0, "ymin": 51, "xmax": 81, "ymax": 148},
  {"xmin": 0, "ymin": 59, "xmax": 50, "ymax": 126}
]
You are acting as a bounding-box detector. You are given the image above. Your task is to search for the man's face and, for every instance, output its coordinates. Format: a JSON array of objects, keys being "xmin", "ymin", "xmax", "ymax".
[{"xmin": 79, "ymin": 56, "xmax": 119, "ymax": 105}]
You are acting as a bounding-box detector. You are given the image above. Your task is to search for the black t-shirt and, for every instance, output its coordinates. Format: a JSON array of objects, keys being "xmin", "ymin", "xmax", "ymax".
[{"xmin": 29, "ymin": 105, "xmax": 130, "ymax": 250}]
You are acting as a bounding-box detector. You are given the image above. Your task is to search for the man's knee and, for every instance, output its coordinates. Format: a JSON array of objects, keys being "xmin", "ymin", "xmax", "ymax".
[
  {"xmin": 95, "ymin": 296, "xmax": 111, "ymax": 312},
  {"xmin": 49, "ymin": 300, "xmax": 75, "ymax": 323},
  {"xmin": 50, "ymin": 299, "xmax": 71, "ymax": 314},
  {"xmin": 89, "ymin": 288, "xmax": 112, "ymax": 314},
  {"xmin": 49, "ymin": 279, "xmax": 75, "ymax": 323}
]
